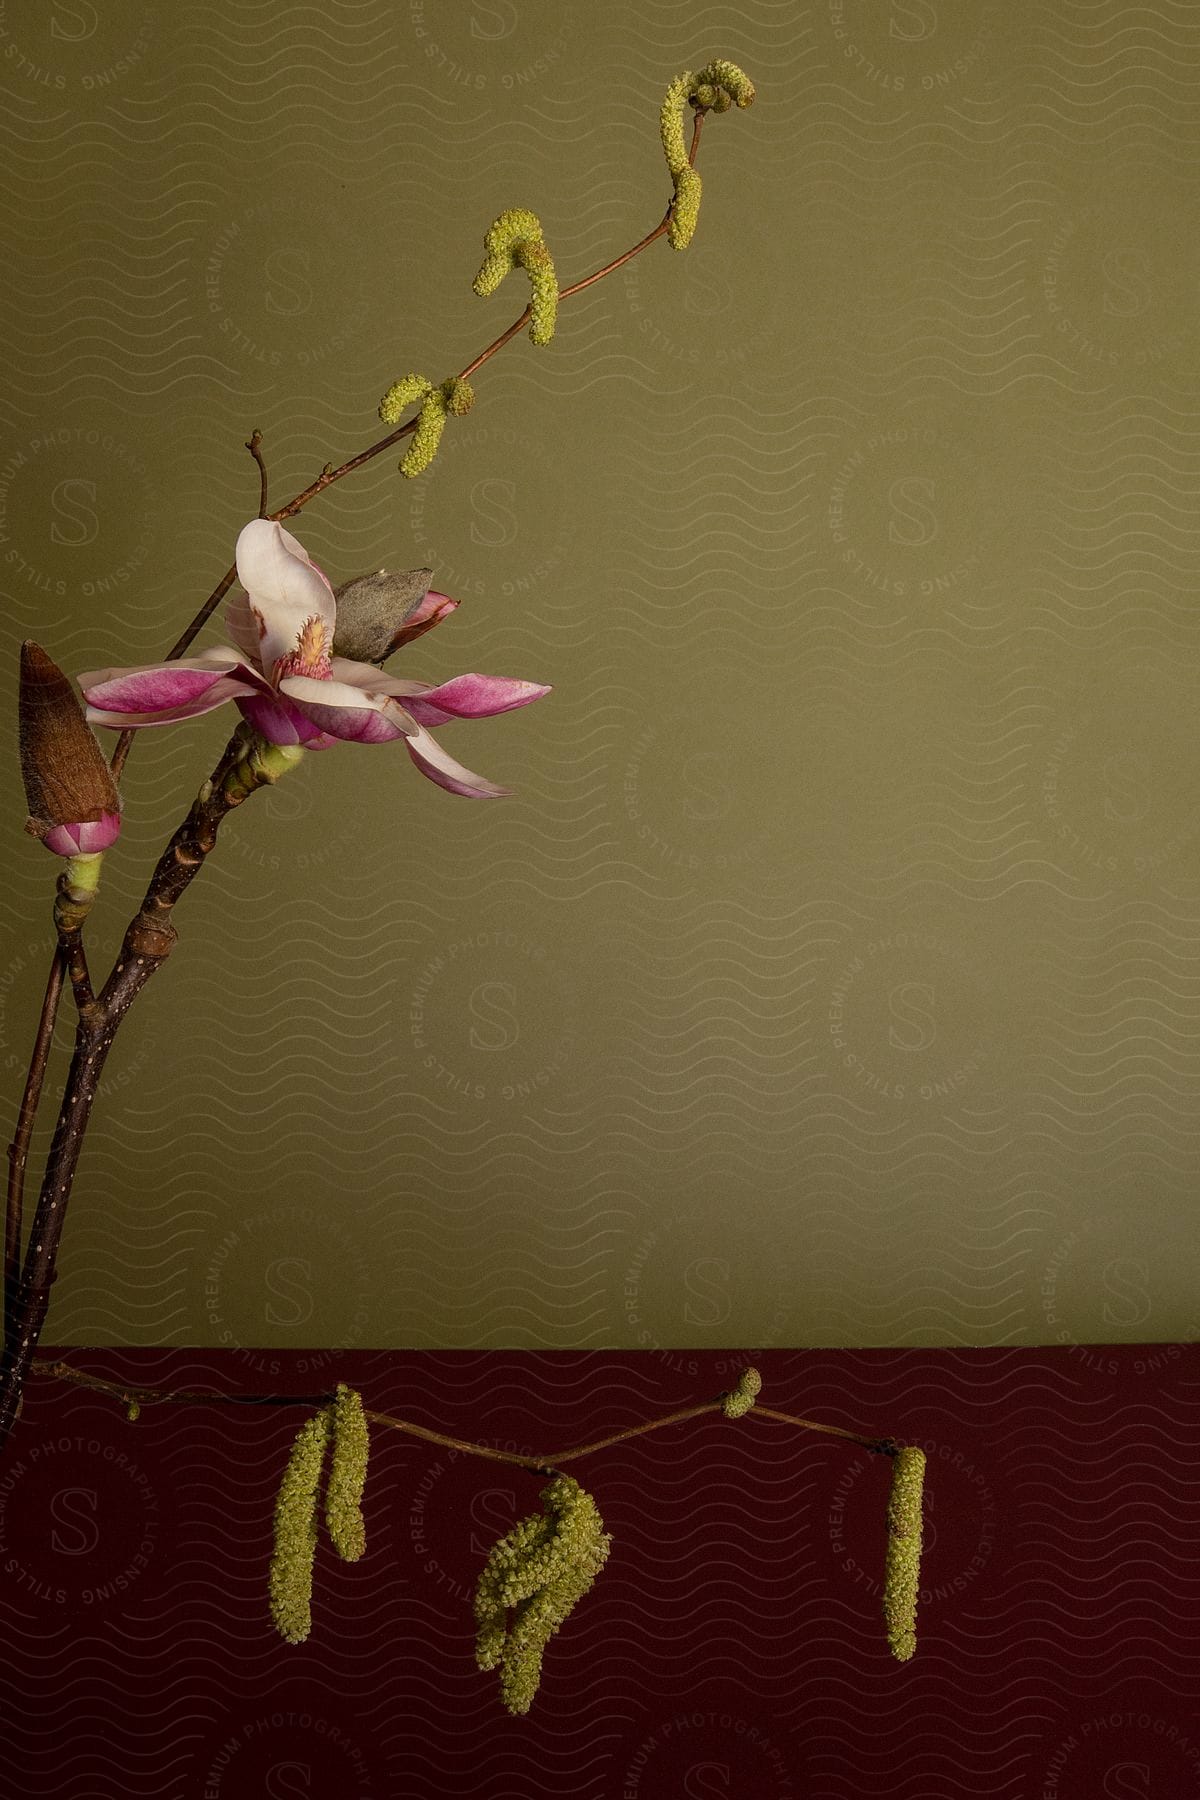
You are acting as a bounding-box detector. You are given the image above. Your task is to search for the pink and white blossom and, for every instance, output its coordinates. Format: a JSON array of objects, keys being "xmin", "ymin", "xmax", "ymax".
[{"xmin": 79, "ymin": 520, "xmax": 549, "ymax": 798}]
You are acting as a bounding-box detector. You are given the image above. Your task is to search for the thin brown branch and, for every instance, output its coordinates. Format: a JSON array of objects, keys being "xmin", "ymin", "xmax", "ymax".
[
  {"xmin": 57, "ymin": 931, "xmax": 93, "ymax": 1014},
  {"xmin": 31, "ymin": 1357, "xmax": 899, "ymax": 1464},
  {"xmin": 245, "ymin": 428, "xmax": 269, "ymax": 517},
  {"xmin": 4, "ymin": 951, "xmax": 64, "ymax": 1354},
  {"xmin": 34, "ymin": 1361, "xmax": 334, "ymax": 1409}
]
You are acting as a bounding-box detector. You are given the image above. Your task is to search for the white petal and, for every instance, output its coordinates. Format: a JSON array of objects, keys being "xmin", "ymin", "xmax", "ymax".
[
  {"xmin": 234, "ymin": 519, "xmax": 336, "ymax": 673},
  {"xmin": 278, "ymin": 674, "xmax": 417, "ymax": 743}
]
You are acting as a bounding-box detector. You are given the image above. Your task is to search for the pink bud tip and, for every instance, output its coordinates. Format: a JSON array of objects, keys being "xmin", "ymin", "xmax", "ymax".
[{"xmin": 41, "ymin": 812, "xmax": 123, "ymax": 857}]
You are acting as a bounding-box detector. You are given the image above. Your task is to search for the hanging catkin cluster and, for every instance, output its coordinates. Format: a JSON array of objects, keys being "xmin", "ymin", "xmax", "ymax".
[
  {"xmin": 474, "ymin": 1474, "xmax": 612, "ymax": 1716},
  {"xmin": 377, "ymin": 373, "xmax": 476, "ymax": 477},
  {"xmin": 268, "ymin": 1388, "xmax": 371, "ymax": 1644},
  {"xmin": 720, "ymin": 1366, "xmax": 763, "ymax": 1419},
  {"xmin": 659, "ymin": 58, "xmax": 756, "ymax": 249},
  {"xmin": 472, "ymin": 208, "xmax": 559, "ymax": 345},
  {"xmin": 882, "ymin": 1444, "xmax": 926, "ymax": 1662}
]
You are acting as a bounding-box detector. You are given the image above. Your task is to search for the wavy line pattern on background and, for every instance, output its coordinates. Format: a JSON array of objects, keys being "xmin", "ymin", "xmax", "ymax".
[
  {"xmin": 1, "ymin": 1346, "xmax": 1196, "ymax": 1796},
  {"xmin": 4, "ymin": 0, "xmax": 1200, "ymax": 1350}
]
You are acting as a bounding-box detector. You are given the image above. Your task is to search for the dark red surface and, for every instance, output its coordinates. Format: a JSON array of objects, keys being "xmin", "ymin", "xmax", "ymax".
[{"xmin": 2, "ymin": 1347, "xmax": 1197, "ymax": 1797}]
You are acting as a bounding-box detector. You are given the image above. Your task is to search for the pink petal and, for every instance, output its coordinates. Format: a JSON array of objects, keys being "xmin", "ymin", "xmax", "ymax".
[
  {"xmin": 42, "ymin": 811, "xmax": 122, "ymax": 856},
  {"xmin": 235, "ymin": 692, "xmax": 339, "ymax": 749},
  {"xmin": 402, "ymin": 672, "xmax": 551, "ymax": 728},
  {"xmin": 389, "ymin": 588, "xmax": 459, "ymax": 651},
  {"xmin": 278, "ymin": 674, "xmax": 417, "ymax": 744},
  {"xmin": 325, "ymin": 662, "xmax": 550, "ymax": 727},
  {"xmin": 404, "ymin": 721, "xmax": 510, "ymax": 798},
  {"xmin": 80, "ymin": 650, "xmax": 265, "ymax": 727},
  {"xmin": 235, "ymin": 519, "xmax": 336, "ymax": 673}
]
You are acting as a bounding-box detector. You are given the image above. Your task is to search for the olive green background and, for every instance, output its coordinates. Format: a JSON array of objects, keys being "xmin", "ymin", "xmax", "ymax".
[{"xmin": 2, "ymin": 2, "xmax": 1198, "ymax": 1349}]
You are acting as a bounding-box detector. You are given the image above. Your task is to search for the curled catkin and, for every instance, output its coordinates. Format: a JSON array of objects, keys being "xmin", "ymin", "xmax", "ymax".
[
  {"xmin": 269, "ymin": 1408, "xmax": 332, "ymax": 1645},
  {"xmin": 472, "ymin": 208, "xmax": 558, "ymax": 345},
  {"xmin": 658, "ymin": 58, "xmax": 756, "ymax": 250},
  {"xmin": 325, "ymin": 1385, "xmax": 369, "ymax": 1563},
  {"xmin": 696, "ymin": 58, "xmax": 756, "ymax": 109},
  {"xmin": 378, "ymin": 372, "xmax": 432, "ymax": 426},
  {"xmin": 882, "ymin": 1445, "xmax": 926, "ymax": 1662}
]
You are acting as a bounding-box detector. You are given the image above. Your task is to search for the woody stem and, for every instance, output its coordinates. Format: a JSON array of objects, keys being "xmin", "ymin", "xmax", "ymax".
[{"xmin": 0, "ymin": 725, "xmax": 295, "ymax": 1452}]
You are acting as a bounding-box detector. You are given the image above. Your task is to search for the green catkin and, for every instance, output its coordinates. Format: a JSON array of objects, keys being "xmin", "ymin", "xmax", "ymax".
[
  {"xmin": 325, "ymin": 1385, "xmax": 369, "ymax": 1563},
  {"xmin": 696, "ymin": 58, "xmax": 756, "ymax": 109},
  {"xmin": 669, "ymin": 166, "xmax": 703, "ymax": 253},
  {"xmin": 378, "ymin": 372, "xmax": 432, "ymax": 426},
  {"xmin": 499, "ymin": 1530, "xmax": 610, "ymax": 1716},
  {"xmin": 882, "ymin": 1445, "xmax": 926, "ymax": 1662},
  {"xmin": 472, "ymin": 209, "xmax": 558, "ymax": 345},
  {"xmin": 721, "ymin": 1366, "xmax": 763, "ymax": 1419},
  {"xmin": 474, "ymin": 1475, "xmax": 612, "ymax": 1715},
  {"xmin": 377, "ymin": 374, "xmax": 476, "ymax": 477},
  {"xmin": 401, "ymin": 387, "xmax": 447, "ymax": 478},
  {"xmin": 269, "ymin": 1408, "xmax": 333, "ymax": 1645},
  {"xmin": 443, "ymin": 375, "xmax": 476, "ymax": 416},
  {"xmin": 659, "ymin": 59, "xmax": 756, "ymax": 250}
]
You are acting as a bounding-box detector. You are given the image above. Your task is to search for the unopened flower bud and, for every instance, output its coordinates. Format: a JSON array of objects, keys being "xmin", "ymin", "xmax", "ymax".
[
  {"xmin": 19, "ymin": 641, "xmax": 121, "ymax": 857},
  {"xmin": 331, "ymin": 567, "xmax": 439, "ymax": 665}
]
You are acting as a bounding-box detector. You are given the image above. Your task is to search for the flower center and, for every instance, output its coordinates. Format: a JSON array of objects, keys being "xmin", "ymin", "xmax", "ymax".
[{"xmin": 274, "ymin": 614, "xmax": 332, "ymax": 683}]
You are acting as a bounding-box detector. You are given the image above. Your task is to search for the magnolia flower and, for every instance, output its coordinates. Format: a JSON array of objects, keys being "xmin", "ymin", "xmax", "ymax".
[{"xmin": 79, "ymin": 520, "xmax": 550, "ymax": 798}]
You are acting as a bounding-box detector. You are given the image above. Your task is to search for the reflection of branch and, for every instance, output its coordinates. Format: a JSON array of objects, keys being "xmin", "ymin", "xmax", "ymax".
[
  {"xmin": 34, "ymin": 1360, "xmax": 333, "ymax": 1409},
  {"xmin": 32, "ymin": 1356, "xmax": 900, "ymax": 1463}
]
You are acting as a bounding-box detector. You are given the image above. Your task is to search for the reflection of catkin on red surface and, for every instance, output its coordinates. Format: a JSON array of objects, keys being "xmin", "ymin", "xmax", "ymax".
[
  {"xmin": 475, "ymin": 1474, "xmax": 612, "ymax": 1715},
  {"xmin": 721, "ymin": 1365, "xmax": 763, "ymax": 1418},
  {"xmin": 269, "ymin": 1408, "xmax": 332, "ymax": 1644},
  {"xmin": 883, "ymin": 1446, "xmax": 927, "ymax": 1662},
  {"xmin": 326, "ymin": 1385, "xmax": 369, "ymax": 1563}
]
